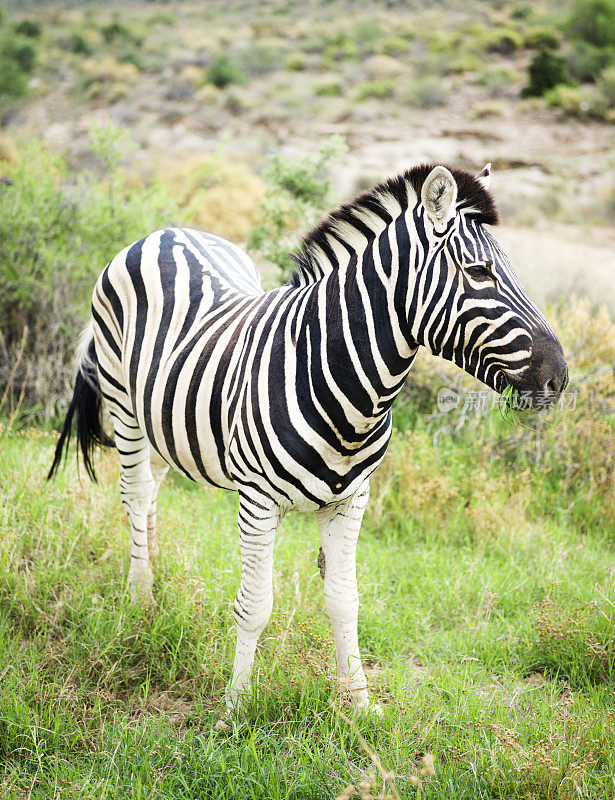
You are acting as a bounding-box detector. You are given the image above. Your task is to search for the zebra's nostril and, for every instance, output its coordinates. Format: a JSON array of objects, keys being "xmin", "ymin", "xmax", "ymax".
[{"xmin": 544, "ymin": 364, "xmax": 567, "ymax": 396}]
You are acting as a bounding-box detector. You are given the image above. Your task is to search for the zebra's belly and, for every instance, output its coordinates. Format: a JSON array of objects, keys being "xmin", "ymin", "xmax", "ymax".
[{"xmin": 135, "ymin": 333, "xmax": 241, "ymax": 491}]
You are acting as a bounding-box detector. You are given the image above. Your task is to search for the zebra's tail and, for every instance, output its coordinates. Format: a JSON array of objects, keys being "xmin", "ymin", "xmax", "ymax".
[{"xmin": 48, "ymin": 324, "xmax": 115, "ymax": 482}]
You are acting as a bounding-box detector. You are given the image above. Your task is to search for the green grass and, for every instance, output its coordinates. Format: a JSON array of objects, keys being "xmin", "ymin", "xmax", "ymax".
[{"xmin": 0, "ymin": 418, "xmax": 614, "ymax": 799}]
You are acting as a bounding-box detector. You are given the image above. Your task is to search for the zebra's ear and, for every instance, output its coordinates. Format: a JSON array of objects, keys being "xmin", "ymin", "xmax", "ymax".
[
  {"xmin": 421, "ymin": 166, "xmax": 458, "ymax": 231},
  {"xmin": 476, "ymin": 162, "xmax": 492, "ymax": 190}
]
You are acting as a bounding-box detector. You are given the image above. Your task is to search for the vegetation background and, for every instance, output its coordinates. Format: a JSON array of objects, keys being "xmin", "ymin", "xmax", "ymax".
[{"xmin": 0, "ymin": 0, "xmax": 614, "ymax": 798}]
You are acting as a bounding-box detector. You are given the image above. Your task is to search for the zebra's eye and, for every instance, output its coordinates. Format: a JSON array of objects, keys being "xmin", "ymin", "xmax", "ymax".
[{"xmin": 464, "ymin": 260, "xmax": 493, "ymax": 279}]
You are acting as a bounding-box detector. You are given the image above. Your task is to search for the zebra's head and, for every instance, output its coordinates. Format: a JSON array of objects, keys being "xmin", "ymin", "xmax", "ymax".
[{"xmin": 408, "ymin": 163, "xmax": 568, "ymax": 407}]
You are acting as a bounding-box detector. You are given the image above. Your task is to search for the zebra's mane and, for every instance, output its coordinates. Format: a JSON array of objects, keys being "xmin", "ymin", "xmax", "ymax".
[{"xmin": 289, "ymin": 163, "xmax": 499, "ymax": 288}]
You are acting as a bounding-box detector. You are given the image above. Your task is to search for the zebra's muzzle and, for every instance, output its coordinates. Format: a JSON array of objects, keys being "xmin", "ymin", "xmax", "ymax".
[{"xmin": 503, "ymin": 330, "xmax": 568, "ymax": 408}]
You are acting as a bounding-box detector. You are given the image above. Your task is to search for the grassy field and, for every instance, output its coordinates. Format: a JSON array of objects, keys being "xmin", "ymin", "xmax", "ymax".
[
  {"xmin": 1, "ymin": 1, "xmax": 614, "ymax": 796},
  {"xmin": 1, "ymin": 316, "xmax": 614, "ymax": 800}
]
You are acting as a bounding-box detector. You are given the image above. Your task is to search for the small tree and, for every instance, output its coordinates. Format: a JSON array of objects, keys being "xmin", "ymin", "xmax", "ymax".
[
  {"xmin": 567, "ymin": 0, "xmax": 615, "ymax": 48},
  {"xmin": 0, "ymin": 127, "xmax": 177, "ymax": 421},
  {"xmin": 247, "ymin": 136, "xmax": 348, "ymax": 283},
  {"xmin": 522, "ymin": 50, "xmax": 571, "ymax": 97}
]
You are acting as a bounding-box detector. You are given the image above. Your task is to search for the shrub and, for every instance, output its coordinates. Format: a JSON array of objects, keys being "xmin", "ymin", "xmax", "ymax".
[
  {"xmin": 521, "ymin": 49, "xmax": 571, "ymax": 97},
  {"xmin": 206, "ymin": 55, "xmax": 245, "ymax": 89},
  {"xmin": 352, "ymin": 18, "xmax": 386, "ymax": 46},
  {"xmin": 545, "ymin": 83, "xmax": 608, "ymax": 117},
  {"xmin": 510, "ymin": 3, "xmax": 537, "ymax": 20},
  {"xmin": 567, "ymin": 41, "xmax": 615, "ymax": 82},
  {"xmin": 100, "ymin": 21, "xmax": 143, "ymax": 48},
  {"xmin": 544, "ymin": 84, "xmax": 585, "ymax": 113},
  {"xmin": 2, "ymin": 35, "xmax": 36, "ymax": 73},
  {"xmin": 314, "ymin": 80, "xmax": 344, "ymax": 97},
  {"xmin": 0, "ymin": 128, "xmax": 178, "ymax": 421},
  {"xmin": 598, "ymin": 63, "xmax": 615, "ymax": 106},
  {"xmin": 474, "ymin": 67, "xmax": 518, "ymax": 96},
  {"xmin": 241, "ymin": 40, "xmax": 288, "ymax": 77},
  {"xmin": 523, "ymin": 26, "xmax": 560, "ymax": 50},
  {"xmin": 468, "ymin": 100, "xmax": 506, "ymax": 119},
  {"xmin": 403, "ymin": 75, "xmax": 448, "ymax": 108},
  {"xmin": 285, "ymin": 53, "xmax": 306, "ymax": 71},
  {"xmin": 13, "ymin": 19, "xmax": 41, "ymax": 38},
  {"xmin": 484, "ymin": 27, "xmax": 523, "ymax": 55},
  {"xmin": 299, "ymin": 35, "xmax": 327, "ymax": 55},
  {"xmin": 355, "ymin": 79, "xmax": 395, "ymax": 101},
  {"xmin": 566, "ymin": 0, "xmax": 615, "ymax": 48},
  {"xmin": 448, "ymin": 55, "xmax": 482, "ymax": 74},
  {"xmin": 365, "ymin": 54, "xmax": 405, "ymax": 80},
  {"xmin": 323, "ymin": 36, "xmax": 359, "ymax": 63},
  {"xmin": 77, "ymin": 58, "xmax": 139, "ymax": 95},
  {"xmin": 0, "ymin": 30, "xmax": 37, "ymax": 98},
  {"xmin": 376, "ymin": 36, "xmax": 410, "ymax": 56},
  {"xmin": 247, "ymin": 136, "xmax": 347, "ymax": 284},
  {"xmin": 118, "ymin": 48, "xmax": 145, "ymax": 70},
  {"xmin": 61, "ymin": 31, "xmax": 94, "ymax": 55}
]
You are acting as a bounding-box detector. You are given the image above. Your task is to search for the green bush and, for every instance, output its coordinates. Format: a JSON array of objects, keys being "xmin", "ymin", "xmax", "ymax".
[
  {"xmin": 0, "ymin": 128, "xmax": 178, "ymax": 421},
  {"xmin": 403, "ymin": 75, "xmax": 448, "ymax": 108},
  {"xmin": 58, "ymin": 30, "xmax": 94, "ymax": 55},
  {"xmin": 206, "ymin": 55, "xmax": 245, "ymax": 89},
  {"xmin": 522, "ymin": 49, "xmax": 571, "ymax": 97},
  {"xmin": 247, "ymin": 136, "xmax": 347, "ymax": 283},
  {"xmin": 117, "ymin": 48, "xmax": 145, "ymax": 69},
  {"xmin": 376, "ymin": 35, "xmax": 410, "ymax": 56},
  {"xmin": 598, "ymin": 63, "xmax": 615, "ymax": 106},
  {"xmin": 474, "ymin": 67, "xmax": 518, "ymax": 95},
  {"xmin": 314, "ymin": 80, "xmax": 343, "ymax": 97},
  {"xmin": 100, "ymin": 21, "xmax": 143, "ymax": 48},
  {"xmin": 241, "ymin": 41, "xmax": 288, "ymax": 76},
  {"xmin": 510, "ymin": 3, "xmax": 538, "ymax": 21},
  {"xmin": 355, "ymin": 79, "xmax": 395, "ymax": 101},
  {"xmin": 484, "ymin": 27, "xmax": 523, "ymax": 55},
  {"xmin": 352, "ymin": 18, "xmax": 386, "ymax": 46},
  {"xmin": 545, "ymin": 83, "xmax": 607, "ymax": 117},
  {"xmin": 523, "ymin": 26, "xmax": 560, "ymax": 50},
  {"xmin": 13, "ymin": 19, "xmax": 41, "ymax": 38},
  {"xmin": 323, "ymin": 35, "xmax": 359, "ymax": 63},
  {"xmin": 0, "ymin": 28, "xmax": 37, "ymax": 98},
  {"xmin": 567, "ymin": 41, "xmax": 615, "ymax": 82},
  {"xmin": 3, "ymin": 36, "xmax": 36, "ymax": 73},
  {"xmin": 285, "ymin": 53, "xmax": 306, "ymax": 71},
  {"xmin": 566, "ymin": 0, "xmax": 615, "ymax": 48}
]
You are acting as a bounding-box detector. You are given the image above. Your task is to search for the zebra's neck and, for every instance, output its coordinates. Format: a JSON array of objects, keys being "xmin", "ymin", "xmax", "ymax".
[{"xmin": 291, "ymin": 206, "xmax": 420, "ymax": 446}]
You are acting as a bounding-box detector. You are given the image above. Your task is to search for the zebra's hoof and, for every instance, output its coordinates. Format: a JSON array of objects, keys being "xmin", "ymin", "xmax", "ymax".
[{"xmin": 128, "ymin": 562, "xmax": 154, "ymax": 604}]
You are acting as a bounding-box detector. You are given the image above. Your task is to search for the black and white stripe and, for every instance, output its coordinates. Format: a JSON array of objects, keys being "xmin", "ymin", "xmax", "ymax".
[{"xmin": 50, "ymin": 163, "xmax": 567, "ymax": 709}]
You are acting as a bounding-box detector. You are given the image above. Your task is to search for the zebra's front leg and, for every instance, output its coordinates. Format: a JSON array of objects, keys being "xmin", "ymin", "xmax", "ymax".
[
  {"xmin": 315, "ymin": 480, "xmax": 371, "ymax": 709},
  {"xmin": 227, "ymin": 493, "xmax": 280, "ymax": 711}
]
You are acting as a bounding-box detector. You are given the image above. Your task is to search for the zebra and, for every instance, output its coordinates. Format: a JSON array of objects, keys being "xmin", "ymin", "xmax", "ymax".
[{"xmin": 48, "ymin": 162, "xmax": 568, "ymax": 711}]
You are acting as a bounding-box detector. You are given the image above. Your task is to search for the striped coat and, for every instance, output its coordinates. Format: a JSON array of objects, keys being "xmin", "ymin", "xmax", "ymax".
[{"xmin": 50, "ymin": 163, "xmax": 567, "ymax": 710}]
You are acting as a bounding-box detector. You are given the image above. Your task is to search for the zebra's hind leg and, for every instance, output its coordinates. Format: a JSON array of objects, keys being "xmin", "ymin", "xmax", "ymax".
[
  {"xmin": 111, "ymin": 413, "xmax": 156, "ymax": 602},
  {"xmin": 227, "ymin": 491, "xmax": 280, "ymax": 711},
  {"xmin": 315, "ymin": 480, "xmax": 371, "ymax": 709},
  {"xmin": 147, "ymin": 451, "xmax": 169, "ymax": 564}
]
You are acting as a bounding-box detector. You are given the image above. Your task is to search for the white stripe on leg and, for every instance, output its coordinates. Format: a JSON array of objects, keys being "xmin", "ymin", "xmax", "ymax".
[
  {"xmin": 315, "ymin": 480, "xmax": 370, "ymax": 708},
  {"xmin": 227, "ymin": 494, "xmax": 280, "ymax": 710}
]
